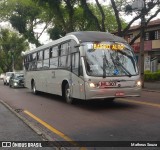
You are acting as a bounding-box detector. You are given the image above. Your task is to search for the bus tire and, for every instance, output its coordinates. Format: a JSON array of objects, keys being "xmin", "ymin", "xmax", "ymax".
[
  {"xmin": 32, "ymin": 81, "xmax": 38, "ymax": 95},
  {"xmin": 65, "ymin": 83, "xmax": 74, "ymax": 104}
]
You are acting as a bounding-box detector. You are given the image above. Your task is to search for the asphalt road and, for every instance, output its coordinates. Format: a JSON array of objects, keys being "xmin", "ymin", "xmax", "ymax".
[{"xmin": 0, "ymin": 80, "xmax": 160, "ymax": 150}]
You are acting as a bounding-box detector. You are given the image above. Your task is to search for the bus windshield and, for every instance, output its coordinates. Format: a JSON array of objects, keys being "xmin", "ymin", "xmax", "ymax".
[{"xmin": 84, "ymin": 42, "xmax": 138, "ymax": 77}]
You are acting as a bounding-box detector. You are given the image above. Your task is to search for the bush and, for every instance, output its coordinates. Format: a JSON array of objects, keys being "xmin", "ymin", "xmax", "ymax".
[{"xmin": 144, "ymin": 70, "xmax": 160, "ymax": 81}]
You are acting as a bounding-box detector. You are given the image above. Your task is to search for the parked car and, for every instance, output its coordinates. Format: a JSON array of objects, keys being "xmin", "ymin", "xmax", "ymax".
[
  {"xmin": 0, "ymin": 73, "xmax": 5, "ymax": 80},
  {"xmin": 9, "ymin": 73, "xmax": 24, "ymax": 88},
  {"xmin": 3, "ymin": 72, "xmax": 14, "ymax": 85}
]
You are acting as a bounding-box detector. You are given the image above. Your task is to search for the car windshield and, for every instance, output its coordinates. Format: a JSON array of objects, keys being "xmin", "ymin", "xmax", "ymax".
[
  {"xmin": 84, "ymin": 42, "xmax": 138, "ymax": 77},
  {"xmin": 6, "ymin": 72, "xmax": 13, "ymax": 77},
  {"xmin": 15, "ymin": 74, "xmax": 24, "ymax": 79}
]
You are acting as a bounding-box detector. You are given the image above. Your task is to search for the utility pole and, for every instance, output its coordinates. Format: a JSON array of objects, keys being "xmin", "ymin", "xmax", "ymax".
[
  {"xmin": 128, "ymin": 0, "xmax": 146, "ymax": 88},
  {"xmin": 139, "ymin": 0, "xmax": 146, "ymax": 88},
  {"xmin": 11, "ymin": 50, "xmax": 15, "ymax": 72}
]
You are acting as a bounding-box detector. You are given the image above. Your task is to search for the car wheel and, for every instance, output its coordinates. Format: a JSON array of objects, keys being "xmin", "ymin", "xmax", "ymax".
[{"xmin": 65, "ymin": 83, "xmax": 74, "ymax": 104}]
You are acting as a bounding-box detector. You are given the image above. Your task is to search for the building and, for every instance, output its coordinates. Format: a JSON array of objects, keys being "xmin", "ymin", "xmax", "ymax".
[{"xmin": 125, "ymin": 19, "xmax": 160, "ymax": 72}]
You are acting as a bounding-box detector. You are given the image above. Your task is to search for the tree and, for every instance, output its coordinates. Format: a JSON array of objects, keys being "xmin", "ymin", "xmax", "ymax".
[
  {"xmin": 2, "ymin": 0, "xmax": 158, "ymax": 44},
  {"xmin": 36, "ymin": 0, "xmax": 78, "ymax": 39},
  {"xmin": 35, "ymin": 0, "xmax": 126, "ymax": 39},
  {"xmin": 0, "ymin": 28, "xmax": 29, "ymax": 72},
  {"xmin": 0, "ymin": 0, "xmax": 52, "ymax": 47},
  {"xmin": 88, "ymin": 3, "xmax": 127, "ymax": 32},
  {"xmin": 0, "ymin": 0, "xmax": 127, "ymax": 42},
  {"xmin": 110, "ymin": 0, "xmax": 160, "ymax": 44}
]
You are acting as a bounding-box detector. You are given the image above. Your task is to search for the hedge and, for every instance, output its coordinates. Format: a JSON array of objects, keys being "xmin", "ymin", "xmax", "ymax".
[{"xmin": 144, "ymin": 70, "xmax": 160, "ymax": 81}]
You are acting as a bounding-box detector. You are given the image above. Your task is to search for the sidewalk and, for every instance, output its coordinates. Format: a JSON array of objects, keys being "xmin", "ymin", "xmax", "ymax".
[
  {"xmin": 143, "ymin": 81, "xmax": 160, "ymax": 92},
  {"xmin": 0, "ymin": 100, "xmax": 54, "ymax": 149}
]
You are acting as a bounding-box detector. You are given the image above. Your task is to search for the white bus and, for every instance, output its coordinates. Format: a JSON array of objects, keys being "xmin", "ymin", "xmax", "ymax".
[{"xmin": 23, "ymin": 31, "xmax": 141, "ymax": 104}]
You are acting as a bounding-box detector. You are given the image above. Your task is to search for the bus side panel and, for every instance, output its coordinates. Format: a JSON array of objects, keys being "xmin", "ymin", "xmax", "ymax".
[
  {"xmin": 25, "ymin": 71, "xmax": 45, "ymax": 92},
  {"xmin": 24, "ymin": 71, "xmax": 33, "ymax": 90},
  {"xmin": 71, "ymin": 73, "xmax": 85, "ymax": 100},
  {"xmin": 46, "ymin": 70, "xmax": 61, "ymax": 96}
]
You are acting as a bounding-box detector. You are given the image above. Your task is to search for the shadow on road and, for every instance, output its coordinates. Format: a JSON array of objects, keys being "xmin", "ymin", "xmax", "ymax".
[{"xmin": 31, "ymin": 91, "xmax": 140, "ymax": 111}]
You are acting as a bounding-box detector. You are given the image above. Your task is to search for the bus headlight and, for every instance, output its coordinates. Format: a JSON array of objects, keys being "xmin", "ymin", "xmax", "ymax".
[
  {"xmin": 136, "ymin": 80, "xmax": 142, "ymax": 87},
  {"xmin": 89, "ymin": 83, "xmax": 97, "ymax": 88}
]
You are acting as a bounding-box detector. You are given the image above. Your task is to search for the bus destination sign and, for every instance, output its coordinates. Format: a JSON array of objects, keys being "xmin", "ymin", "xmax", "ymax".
[{"xmin": 93, "ymin": 43, "xmax": 124, "ymax": 50}]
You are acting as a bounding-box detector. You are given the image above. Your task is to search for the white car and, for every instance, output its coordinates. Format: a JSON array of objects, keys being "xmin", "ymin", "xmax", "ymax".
[
  {"xmin": 3, "ymin": 72, "xmax": 14, "ymax": 85},
  {"xmin": 0, "ymin": 73, "xmax": 5, "ymax": 79}
]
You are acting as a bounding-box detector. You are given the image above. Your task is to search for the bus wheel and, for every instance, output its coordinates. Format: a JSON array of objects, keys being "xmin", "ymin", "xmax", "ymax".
[
  {"xmin": 32, "ymin": 81, "xmax": 38, "ymax": 94},
  {"xmin": 65, "ymin": 84, "xmax": 74, "ymax": 104}
]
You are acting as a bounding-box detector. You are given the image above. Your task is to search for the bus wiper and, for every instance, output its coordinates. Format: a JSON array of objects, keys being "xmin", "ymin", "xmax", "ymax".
[
  {"xmin": 115, "ymin": 59, "xmax": 132, "ymax": 77},
  {"xmin": 103, "ymin": 53, "xmax": 107, "ymax": 78},
  {"xmin": 110, "ymin": 54, "xmax": 132, "ymax": 77}
]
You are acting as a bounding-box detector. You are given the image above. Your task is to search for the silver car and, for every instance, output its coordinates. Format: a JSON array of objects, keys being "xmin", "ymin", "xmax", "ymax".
[{"xmin": 9, "ymin": 73, "xmax": 24, "ymax": 88}]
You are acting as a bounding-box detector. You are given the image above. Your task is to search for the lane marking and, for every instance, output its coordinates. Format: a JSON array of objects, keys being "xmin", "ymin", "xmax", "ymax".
[
  {"xmin": 24, "ymin": 110, "xmax": 86, "ymax": 149},
  {"xmin": 118, "ymin": 98, "xmax": 160, "ymax": 108}
]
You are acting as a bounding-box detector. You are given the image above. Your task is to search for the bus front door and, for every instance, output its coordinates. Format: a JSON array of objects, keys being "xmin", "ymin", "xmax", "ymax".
[{"xmin": 71, "ymin": 53, "xmax": 85, "ymax": 100}]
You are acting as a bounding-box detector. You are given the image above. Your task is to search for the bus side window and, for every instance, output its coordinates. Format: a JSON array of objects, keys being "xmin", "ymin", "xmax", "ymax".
[
  {"xmin": 72, "ymin": 52, "xmax": 79, "ymax": 76},
  {"xmin": 24, "ymin": 56, "xmax": 29, "ymax": 71},
  {"xmin": 59, "ymin": 42, "xmax": 70, "ymax": 68},
  {"xmin": 70, "ymin": 40, "xmax": 78, "ymax": 53},
  {"xmin": 37, "ymin": 51, "xmax": 43, "ymax": 70},
  {"xmin": 43, "ymin": 49, "xmax": 50, "ymax": 69},
  {"xmin": 29, "ymin": 53, "xmax": 37, "ymax": 71},
  {"xmin": 50, "ymin": 46, "xmax": 58, "ymax": 68}
]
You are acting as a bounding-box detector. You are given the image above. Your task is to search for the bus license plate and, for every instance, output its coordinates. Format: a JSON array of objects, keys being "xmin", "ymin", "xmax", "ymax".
[
  {"xmin": 115, "ymin": 92, "xmax": 124, "ymax": 96},
  {"xmin": 99, "ymin": 81, "xmax": 117, "ymax": 87}
]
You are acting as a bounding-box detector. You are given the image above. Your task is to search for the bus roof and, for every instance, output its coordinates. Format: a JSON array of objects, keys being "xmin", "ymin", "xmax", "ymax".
[
  {"xmin": 23, "ymin": 31, "xmax": 127, "ymax": 56},
  {"xmin": 67, "ymin": 31, "xmax": 127, "ymax": 43}
]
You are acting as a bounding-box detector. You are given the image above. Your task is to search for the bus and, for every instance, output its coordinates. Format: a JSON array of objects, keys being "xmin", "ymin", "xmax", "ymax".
[{"xmin": 23, "ymin": 31, "xmax": 141, "ymax": 104}]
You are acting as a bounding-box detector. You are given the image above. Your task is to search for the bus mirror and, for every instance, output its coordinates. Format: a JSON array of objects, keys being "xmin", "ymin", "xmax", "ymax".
[
  {"xmin": 74, "ymin": 44, "xmax": 80, "ymax": 48},
  {"xmin": 74, "ymin": 44, "xmax": 84, "ymax": 48}
]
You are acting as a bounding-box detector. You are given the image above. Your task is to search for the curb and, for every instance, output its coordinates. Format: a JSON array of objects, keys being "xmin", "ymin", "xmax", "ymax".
[{"xmin": 0, "ymin": 99, "xmax": 53, "ymax": 141}]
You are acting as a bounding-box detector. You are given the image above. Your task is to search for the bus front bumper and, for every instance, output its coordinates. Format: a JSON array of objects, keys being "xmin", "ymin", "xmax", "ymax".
[{"xmin": 85, "ymin": 87, "xmax": 141, "ymax": 100}]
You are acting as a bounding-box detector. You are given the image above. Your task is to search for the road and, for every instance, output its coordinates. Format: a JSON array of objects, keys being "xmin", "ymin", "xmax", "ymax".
[{"xmin": 0, "ymin": 80, "xmax": 160, "ymax": 149}]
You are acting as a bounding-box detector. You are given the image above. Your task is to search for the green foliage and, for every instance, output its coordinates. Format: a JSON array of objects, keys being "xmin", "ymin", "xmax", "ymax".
[
  {"xmin": 0, "ymin": 0, "xmax": 50, "ymax": 47},
  {"xmin": 10, "ymin": 16, "xmax": 26, "ymax": 34},
  {"xmin": 0, "ymin": 0, "xmax": 159, "ymax": 44},
  {"xmin": 0, "ymin": 29, "xmax": 29, "ymax": 72},
  {"xmin": 88, "ymin": 4, "xmax": 127, "ymax": 32},
  {"xmin": 45, "ymin": 1, "xmax": 127, "ymax": 39},
  {"xmin": 0, "ymin": 0, "xmax": 128, "ymax": 42},
  {"xmin": 48, "ymin": 26, "xmax": 66, "ymax": 40},
  {"xmin": 144, "ymin": 70, "xmax": 160, "ymax": 81}
]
